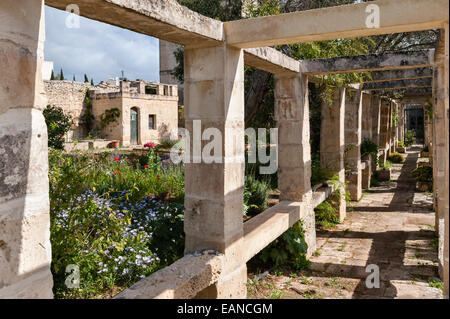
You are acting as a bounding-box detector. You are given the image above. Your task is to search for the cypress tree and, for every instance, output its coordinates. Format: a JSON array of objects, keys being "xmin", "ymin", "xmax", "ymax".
[
  {"xmin": 91, "ymin": 78, "xmax": 94, "ymax": 86},
  {"xmin": 59, "ymin": 68, "xmax": 64, "ymax": 81},
  {"xmin": 84, "ymin": 74, "xmax": 89, "ymax": 83},
  {"xmin": 50, "ymin": 70, "xmax": 55, "ymax": 80},
  {"xmin": 73, "ymin": 75, "xmax": 76, "ymax": 82}
]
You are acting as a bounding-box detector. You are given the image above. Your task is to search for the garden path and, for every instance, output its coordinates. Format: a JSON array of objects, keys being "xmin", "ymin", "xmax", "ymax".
[{"xmin": 249, "ymin": 146, "xmax": 443, "ymax": 299}]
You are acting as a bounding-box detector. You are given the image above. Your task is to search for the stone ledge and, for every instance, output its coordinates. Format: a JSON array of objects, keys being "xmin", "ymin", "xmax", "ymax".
[
  {"xmin": 114, "ymin": 251, "xmax": 224, "ymax": 299},
  {"xmin": 243, "ymin": 201, "xmax": 305, "ymax": 262}
]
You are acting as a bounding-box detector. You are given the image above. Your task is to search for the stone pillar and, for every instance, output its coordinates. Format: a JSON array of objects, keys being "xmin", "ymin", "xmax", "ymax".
[
  {"xmin": 399, "ymin": 103, "xmax": 405, "ymax": 143},
  {"xmin": 183, "ymin": 44, "xmax": 246, "ymax": 299},
  {"xmin": 0, "ymin": 0, "xmax": 53, "ymax": 298},
  {"xmin": 320, "ymin": 88, "xmax": 346, "ymax": 222},
  {"xmin": 391, "ymin": 101, "xmax": 398, "ymax": 153},
  {"xmin": 433, "ymin": 24, "xmax": 449, "ymax": 298},
  {"xmin": 361, "ymin": 93, "xmax": 373, "ymax": 142},
  {"xmin": 379, "ymin": 99, "xmax": 390, "ymax": 165},
  {"xmin": 275, "ymin": 73, "xmax": 316, "ymax": 256},
  {"xmin": 371, "ymin": 95, "xmax": 381, "ymax": 145},
  {"xmin": 344, "ymin": 90, "xmax": 363, "ymax": 201}
]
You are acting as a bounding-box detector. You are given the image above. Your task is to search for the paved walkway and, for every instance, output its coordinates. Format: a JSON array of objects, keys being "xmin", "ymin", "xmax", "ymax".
[{"xmin": 249, "ymin": 146, "xmax": 443, "ymax": 299}]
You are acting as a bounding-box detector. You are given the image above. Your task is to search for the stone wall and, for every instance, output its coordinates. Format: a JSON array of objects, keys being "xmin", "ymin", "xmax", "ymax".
[{"xmin": 44, "ymin": 80, "xmax": 92, "ymax": 140}]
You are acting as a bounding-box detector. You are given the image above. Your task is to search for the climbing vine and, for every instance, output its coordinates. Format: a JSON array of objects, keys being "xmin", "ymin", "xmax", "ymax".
[{"xmin": 100, "ymin": 108, "xmax": 121, "ymax": 130}]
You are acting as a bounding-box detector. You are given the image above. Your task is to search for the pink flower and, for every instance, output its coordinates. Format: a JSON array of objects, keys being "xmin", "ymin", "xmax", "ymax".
[{"xmin": 144, "ymin": 142, "xmax": 156, "ymax": 149}]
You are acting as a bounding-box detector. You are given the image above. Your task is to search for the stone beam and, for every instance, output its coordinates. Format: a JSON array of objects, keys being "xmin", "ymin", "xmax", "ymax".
[
  {"xmin": 400, "ymin": 88, "xmax": 433, "ymax": 96},
  {"xmin": 244, "ymin": 47, "xmax": 300, "ymax": 76},
  {"xmin": 363, "ymin": 78, "xmax": 432, "ymax": 90},
  {"xmin": 363, "ymin": 68, "xmax": 433, "ymax": 83},
  {"xmin": 300, "ymin": 50, "xmax": 434, "ymax": 75},
  {"xmin": 44, "ymin": 0, "xmax": 223, "ymax": 47},
  {"xmin": 224, "ymin": 0, "xmax": 449, "ymax": 48}
]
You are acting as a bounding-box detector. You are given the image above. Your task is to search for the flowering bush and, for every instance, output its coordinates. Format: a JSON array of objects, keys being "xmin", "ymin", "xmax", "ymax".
[{"xmin": 48, "ymin": 150, "xmax": 184, "ymax": 298}]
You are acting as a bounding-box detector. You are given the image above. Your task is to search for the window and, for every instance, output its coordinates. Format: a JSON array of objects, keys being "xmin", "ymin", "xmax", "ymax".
[
  {"xmin": 145, "ymin": 86, "xmax": 157, "ymax": 95},
  {"xmin": 149, "ymin": 114, "xmax": 156, "ymax": 130}
]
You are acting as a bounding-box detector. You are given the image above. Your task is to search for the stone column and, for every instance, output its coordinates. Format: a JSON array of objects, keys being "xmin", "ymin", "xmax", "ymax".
[
  {"xmin": 398, "ymin": 103, "xmax": 405, "ymax": 143},
  {"xmin": 361, "ymin": 93, "xmax": 373, "ymax": 188},
  {"xmin": 320, "ymin": 88, "xmax": 346, "ymax": 222},
  {"xmin": 433, "ymin": 25, "xmax": 449, "ymax": 298},
  {"xmin": 379, "ymin": 99, "xmax": 390, "ymax": 165},
  {"xmin": 344, "ymin": 90, "xmax": 363, "ymax": 201},
  {"xmin": 0, "ymin": 0, "xmax": 53, "ymax": 298},
  {"xmin": 371, "ymin": 95, "xmax": 381, "ymax": 146},
  {"xmin": 443, "ymin": 22, "xmax": 449, "ymax": 301},
  {"xmin": 183, "ymin": 44, "xmax": 246, "ymax": 298},
  {"xmin": 275, "ymin": 73, "xmax": 316, "ymax": 256}
]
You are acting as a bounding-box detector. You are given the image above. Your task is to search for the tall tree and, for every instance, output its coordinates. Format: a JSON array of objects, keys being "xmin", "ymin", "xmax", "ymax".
[
  {"xmin": 59, "ymin": 68, "xmax": 65, "ymax": 81},
  {"xmin": 50, "ymin": 70, "xmax": 55, "ymax": 81},
  {"xmin": 90, "ymin": 78, "xmax": 94, "ymax": 86},
  {"xmin": 84, "ymin": 74, "xmax": 89, "ymax": 83},
  {"xmin": 73, "ymin": 75, "xmax": 76, "ymax": 82}
]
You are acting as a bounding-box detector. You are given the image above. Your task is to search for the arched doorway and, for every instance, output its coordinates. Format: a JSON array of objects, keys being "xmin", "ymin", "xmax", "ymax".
[{"xmin": 130, "ymin": 107, "xmax": 139, "ymax": 145}]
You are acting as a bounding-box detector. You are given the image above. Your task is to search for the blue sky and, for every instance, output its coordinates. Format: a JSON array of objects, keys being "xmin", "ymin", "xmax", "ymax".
[{"xmin": 44, "ymin": 6, "xmax": 160, "ymax": 84}]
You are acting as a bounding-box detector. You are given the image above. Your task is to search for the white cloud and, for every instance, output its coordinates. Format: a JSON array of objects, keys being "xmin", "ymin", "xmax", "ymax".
[{"xmin": 44, "ymin": 6, "xmax": 160, "ymax": 84}]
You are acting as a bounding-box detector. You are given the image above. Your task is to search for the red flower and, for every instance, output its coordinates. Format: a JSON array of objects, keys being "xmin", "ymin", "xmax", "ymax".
[
  {"xmin": 114, "ymin": 158, "xmax": 120, "ymax": 162},
  {"xmin": 137, "ymin": 176, "xmax": 141, "ymax": 178},
  {"xmin": 145, "ymin": 165, "xmax": 149, "ymax": 168},
  {"xmin": 117, "ymin": 171, "xmax": 121, "ymax": 174},
  {"xmin": 157, "ymin": 175, "xmax": 161, "ymax": 179}
]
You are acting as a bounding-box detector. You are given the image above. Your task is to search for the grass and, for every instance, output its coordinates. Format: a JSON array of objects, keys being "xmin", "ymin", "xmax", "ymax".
[
  {"xmin": 269, "ymin": 289, "xmax": 283, "ymax": 299},
  {"xmin": 428, "ymin": 279, "xmax": 444, "ymax": 291}
]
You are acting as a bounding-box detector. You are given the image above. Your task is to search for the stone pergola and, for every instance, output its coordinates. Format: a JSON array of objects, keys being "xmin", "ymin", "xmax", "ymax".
[{"xmin": 0, "ymin": 0, "xmax": 448, "ymax": 299}]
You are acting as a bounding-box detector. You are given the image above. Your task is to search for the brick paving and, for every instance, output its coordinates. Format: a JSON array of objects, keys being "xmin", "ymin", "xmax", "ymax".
[{"xmin": 250, "ymin": 146, "xmax": 443, "ymax": 299}]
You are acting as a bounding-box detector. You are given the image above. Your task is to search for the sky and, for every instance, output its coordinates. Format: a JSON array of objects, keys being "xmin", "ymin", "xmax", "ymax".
[{"xmin": 44, "ymin": 6, "xmax": 160, "ymax": 84}]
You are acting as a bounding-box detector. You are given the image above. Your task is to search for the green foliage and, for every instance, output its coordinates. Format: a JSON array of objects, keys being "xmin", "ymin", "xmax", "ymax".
[
  {"xmin": 428, "ymin": 279, "xmax": 444, "ymax": 291},
  {"xmin": 157, "ymin": 138, "xmax": 179, "ymax": 150},
  {"xmin": 100, "ymin": 108, "xmax": 121, "ymax": 130},
  {"xmin": 405, "ymin": 130, "xmax": 416, "ymax": 146},
  {"xmin": 48, "ymin": 150, "xmax": 185, "ymax": 298},
  {"xmin": 361, "ymin": 139, "xmax": 379, "ymax": 167},
  {"xmin": 84, "ymin": 74, "xmax": 89, "ymax": 83},
  {"xmin": 43, "ymin": 105, "xmax": 72, "ymax": 150},
  {"xmin": 426, "ymin": 102, "xmax": 433, "ymax": 120},
  {"xmin": 311, "ymin": 154, "xmax": 334, "ymax": 186},
  {"xmin": 244, "ymin": 175, "xmax": 270, "ymax": 216},
  {"xmin": 370, "ymin": 175, "xmax": 380, "ymax": 187},
  {"xmin": 91, "ymin": 78, "xmax": 94, "ymax": 86},
  {"xmin": 387, "ymin": 152, "xmax": 405, "ymax": 164},
  {"xmin": 412, "ymin": 166, "xmax": 433, "ymax": 183},
  {"xmin": 51, "ymin": 70, "xmax": 56, "ymax": 80},
  {"xmin": 81, "ymin": 91, "xmax": 95, "ymax": 135},
  {"xmin": 379, "ymin": 160, "xmax": 392, "ymax": 169},
  {"xmin": 259, "ymin": 221, "xmax": 310, "ymax": 271},
  {"xmin": 315, "ymin": 191, "xmax": 341, "ymax": 229},
  {"xmin": 397, "ymin": 141, "xmax": 405, "ymax": 148}
]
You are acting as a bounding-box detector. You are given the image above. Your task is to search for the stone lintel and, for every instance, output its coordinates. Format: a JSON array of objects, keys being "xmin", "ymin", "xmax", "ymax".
[
  {"xmin": 300, "ymin": 50, "xmax": 435, "ymax": 75},
  {"xmin": 364, "ymin": 68, "xmax": 433, "ymax": 83},
  {"xmin": 244, "ymin": 47, "xmax": 300, "ymax": 75},
  {"xmin": 363, "ymin": 78, "xmax": 432, "ymax": 90},
  {"xmin": 45, "ymin": 0, "xmax": 223, "ymax": 47}
]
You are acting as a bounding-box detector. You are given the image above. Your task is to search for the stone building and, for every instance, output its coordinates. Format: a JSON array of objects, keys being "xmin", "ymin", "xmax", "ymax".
[
  {"xmin": 44, "ymin": 79, "xmax": 178, "ymax": 146},
  {"xmin": 89, "ymin": 80, "xmax": 178, "ymax": 146}
]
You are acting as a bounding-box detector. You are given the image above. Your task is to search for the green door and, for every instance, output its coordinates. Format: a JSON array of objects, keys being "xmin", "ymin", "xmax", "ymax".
[{"xmin": 130, "ymin": 107, "xmax": 138, "ymax": 145}]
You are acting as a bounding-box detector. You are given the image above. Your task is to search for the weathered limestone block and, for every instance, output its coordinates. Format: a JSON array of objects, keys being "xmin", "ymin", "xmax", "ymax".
[
  {"xmin": 344, "ymin": 90, "xmax": 363, "ymax": 201},
  {"xmin": 275, "ymin": 73, "xmax": 315, "ymax": 256},
  {"xmin": 379, "ymin": 99, "xmax": 391, "ymax": 165},
  {"xmin": 0, "ymin": 0, "xmax": 52, "ymax": 299},
  {"xmin": 0, "ymin": 109, "xmax": 53, "ymax": 298},
  {"xmin": 361, "ymin": 158, "xmax": 372, "ymax": 189},
  {"xmin": 183, "ymin": 44, "xmax": 246, "ymax": 299},
  {"xmin": 320, "ymin": 88, "xmax": 346, "ymax": 221},
  {"xmin": 115, "ymin": 252, "xmax": 224, "ymax": 299},
  {"xmin": 361, "ymin": 94, "xmax": 373, "ymax": 142}
]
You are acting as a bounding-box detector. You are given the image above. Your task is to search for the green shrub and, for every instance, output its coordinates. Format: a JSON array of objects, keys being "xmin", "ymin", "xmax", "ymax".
[
  {"xmin": 405, "ymin": 130, "xmax": 415, "ymax": 146},
  {"xmin": 158, "ymin": 138, "xmax": 179, "ymax": 150},
  {"xmin": 379, "ymin": 160, "xmax": 392, "ymax": 169},
  {"xmin": 397, "ymin": 141, "xmax": 405, "ymax": 148},
  {"xmin": 259, "ymin": 221, "xmax": 310, "ymax": 270},
  {"xmin": 387, "ymin": 152, "xmax": 405, "ymax": 163},
  {"xmin": 361, "ymin": 139, "xmax": 379, "ymax": 167},
  {"xmin": 244, "ymin": 175, "xmax": 270, "ymax": 216},
  {"xmin": 311, "ymin": 154, "xmax": 333, "ymax": 186},
  {"xmin": 43, "ymin": 105, "xmax": 72, "ymax": 150},
  {"xmin": 370, "ymin": 175, "xmax": 380, "ymax": 187},
  {"xmin": 412, "ymin": 166, "xmax": 433, "ymax": 182},
  {"xmin": 315, "ymin": 191, "xmax": 341, "ymax": 229}
]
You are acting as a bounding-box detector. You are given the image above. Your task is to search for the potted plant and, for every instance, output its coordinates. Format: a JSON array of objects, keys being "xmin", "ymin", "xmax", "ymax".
[
  {"xmin": 420, "ymin": 145, "xmax": 430, "ymax": 158},
  {"xmin": 376, "ymin": 161, "xmax": 392, "ymax": 182},
  {"xmin": 397, "ymin": 141, "xmax": 406, "ymax": 153},
  {"xmin": 412, "ymin": 166, "xmax": 433, "ymax": 192}
]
